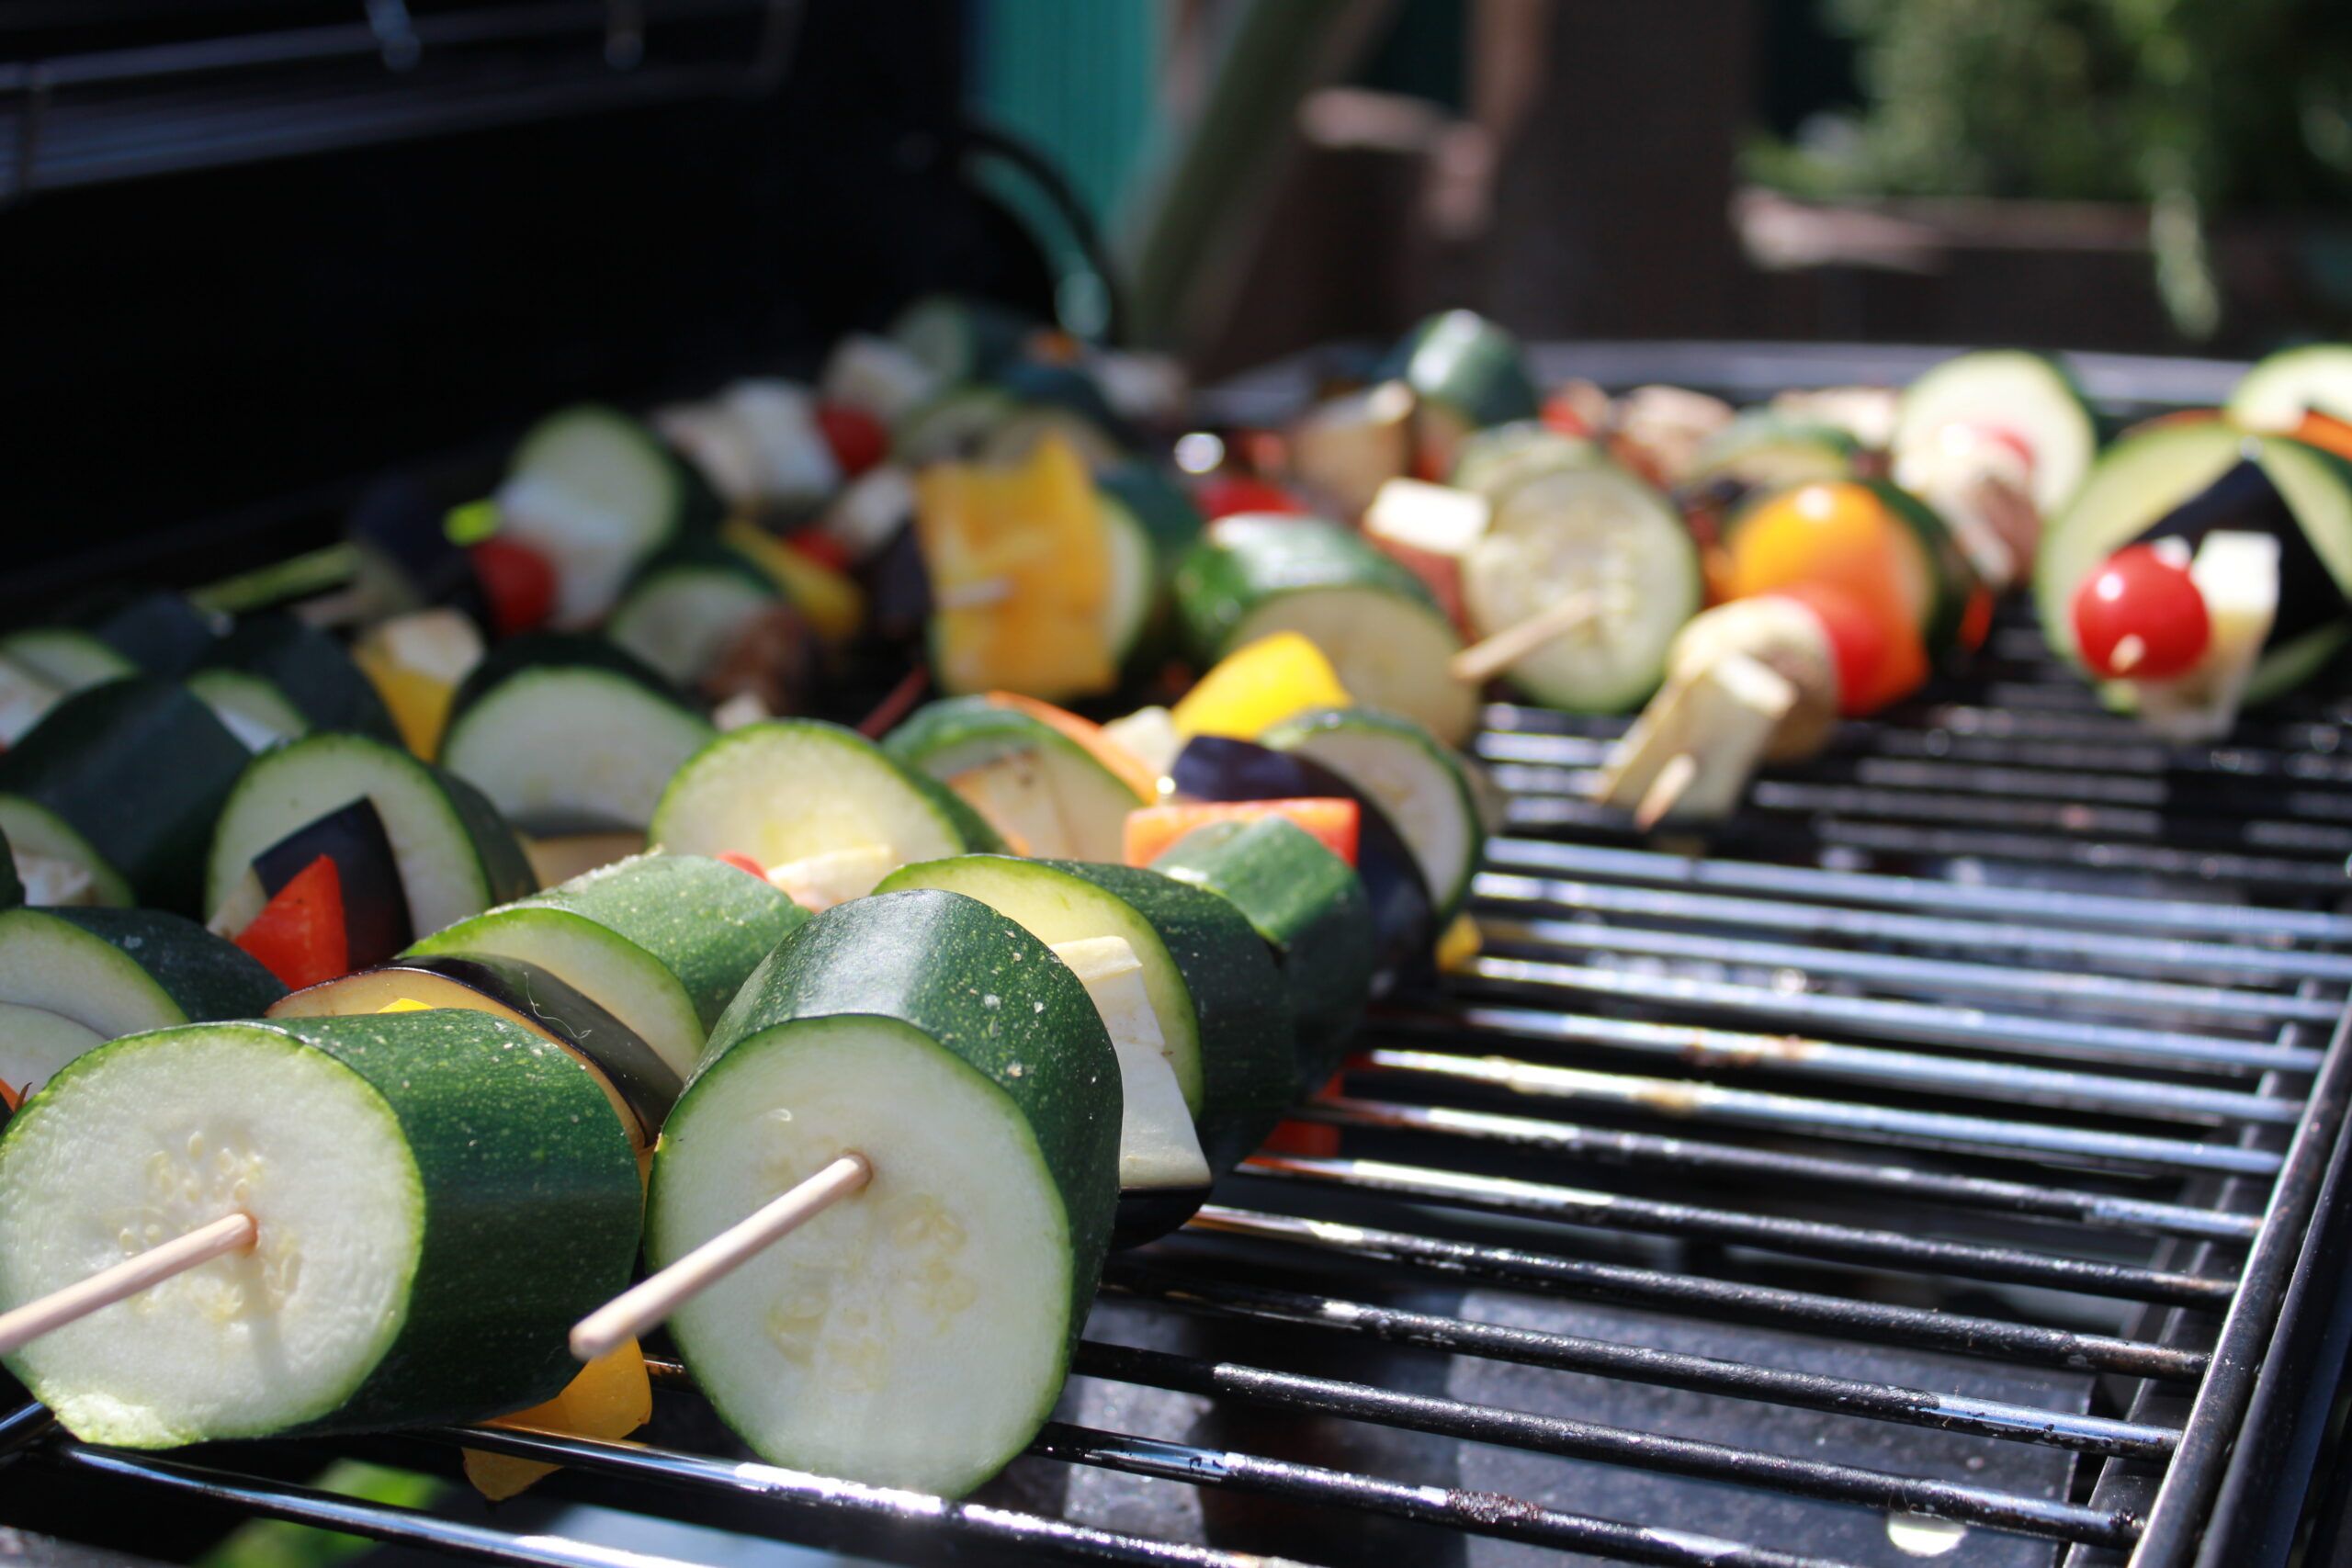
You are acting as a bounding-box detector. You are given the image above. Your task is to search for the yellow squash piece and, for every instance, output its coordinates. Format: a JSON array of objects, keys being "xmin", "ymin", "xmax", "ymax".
[
  {"xmin": 461, "ymin": 1340, "xmax": 654, "ymax": 1502},
  {"xmin": 1170, "ymin": 632, "xmax": 1352, "ymax": 740},
  {"xmin": 916, "ymin": 435, "xmax": 1114, "ymax": 700},
  {"xmin": 720, "ymin": 517, "xmax": 866, "ymax": 646},
  {"xmin": 352, "ymin": 608, "xmax": 483, "ymax": 760}
]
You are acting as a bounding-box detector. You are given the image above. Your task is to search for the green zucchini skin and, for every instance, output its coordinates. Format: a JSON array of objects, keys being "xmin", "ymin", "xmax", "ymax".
[
  {"xmin": 47, "ymin": 908, "xmax": 285, "ymax": 1022},
  {"xmin": 695, "ymin": 889, "xmax": 1120, "ymax": 1337},
  {"xmin": 245, "ymin": 1010, "xmax": 641, "ymax": 1433},
  {"xmin": 1149, "ymin": 818, "xmax": 1374, "ymax": 1091},
  {"xmin": 1383, "ymin": 310, "xmax": 1540, "ymax": 429},
  {"xmin": 196, "ymin": 615, "xmax": 400, "ymax": 743},
  {"xmin": 438, "ymin": 769, "xmax": 539, "ymax": 908},
  {"xmin": 0, "ymin": 827, "xmax": 18, "ymax": 908},
  {"xmin": 0, "ymin": 680, "xmax": 249, "ymax": 913},
  {"xmin": 1039, "ymin": 861, "xmax": 1295, "ymax": 1177},
  {"xmin": 1171, "ymin": 516, "xmax": 1443, "ymax": 663},
  {"xmin": 469, "ymin": 853, "xmax": 807, "ymax": 1035},
  {"xmin": 447, "ymin": 632, "xmax": 686, "ymax": 723},
  {"xmin": 1098, "ymin": 463, "xmax": 1206, "ymax": 563},
  {"xmin": 65, "ymin": 591, "xmax": 222, "ymax": 679}
]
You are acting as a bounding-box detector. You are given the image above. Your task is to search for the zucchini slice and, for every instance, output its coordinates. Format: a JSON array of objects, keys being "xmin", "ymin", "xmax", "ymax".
[
  {"xmin": 1, "ymin": 592, "xmax": 221, "ymax": 692},
  {"xmin": 1261, "ymin": 705, "xmax": 1486, "ymax": 921},
  {"xmin": 2035, "ymin": 423, "xmax": 2352, "ymax": 704},
  {"xmin": 1462, "ymin": 461, "xmax": 1701, "ymax": 714},
  {"xmin": 1096, "ymin": 463, "xmax": 1206, "ymax": 672},
  {"xmin": 0, "ymin": 908, "xmax": 283, "ymax": 1096},
  {"xmin": 890, "ymin": 294, "xmax": 1033, "ymax": 383},
  {"xmin": 1894, "ymin": 350, "xmax": 2097, "ymax": 517},
  {"xmin": 498, "ymin": 405, "xmax": 718, "ymax": 627},
  {"xmin": 884, "ymin": 697, "xmax": 1146, "ymax": 862},
  {"xmin": 1383, "ymin": 310, "xmax": 1540, "ymax": 474},
  {"xmin": 0, "ymin": 680, "xmax": 251, "ymax": 912},
  {"xmin": 2227, "ymin": 344, "xmax": 2352, "ymax": 431},
  {"xmin": 406, "ymin": 852, "xmax": 806, "ymax": 1079},
  {"xmin": 189, "ymin": 611, "xmax": 400, "ymax": 747},
  {"xmin": 0, "ymin": 1010, "xmax": 641, "ymax": 1447},
  {"xmin": 1175, "ymin": 516, "xmax": 1477, "ymax": 745},
  {"xmin": 650, "ymin": 889, "xmax": 1118, "ymax": 1495},
  {"xmin": 875, "ymin": 856, "xmax": 1294, "ymax": 1184},
  {"xmin": 1149, "ymin": 817, "xmax": 1374, "ymax": 1090},
  {"xmin": 270, "ymin": 955, "xmax": 684, "ymax": 1145},
  {"xmin": 651, "ymin": 720, "xmax": 1000, "ymax": 900},
  {"xmin": 205, "ymin": 732, "xmax": 535, "ymax": 939},
  {"xmin": 441, "ymin": 637, "xmax": 714, "ymax": 835},
  {"xmin": 1686, "ymin": 412, "xmax": 1860, "ymax": 498},
  {"xmin": 189, "ymin": 614, "xmax": 401, "ymax": 748},
  {"xmin": 607, "ymin": 542, "xmax": 782, "ymax": 689}
]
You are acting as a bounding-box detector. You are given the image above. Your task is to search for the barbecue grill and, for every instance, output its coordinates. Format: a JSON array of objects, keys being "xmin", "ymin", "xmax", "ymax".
[
  {"xmin": 3, "ymin": 592, "xmax": 2346, "ymax": 1568},
  {"xmin": 6, "ymin": 10, "xmax": 2351, "ymax": 1565}
]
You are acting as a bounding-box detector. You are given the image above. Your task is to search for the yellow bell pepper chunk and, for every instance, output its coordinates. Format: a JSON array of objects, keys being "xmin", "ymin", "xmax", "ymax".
[
  {"xmin": 352, "ymin": 609, "xmax": 482, "ymax": 761},
  {"xmin": 1435, "ymin": 911, "xmax": 1483, "ymax": 974},
  {"xmin": 916, "ymin": 436, "xmax": 1114, "ymax": 701},
  {"xmin": 461, "ymin": 1339, "xmax": 654, "ymax": 1502},
  {"xmin": 1170, "ymin": 633, "xmax": 1352, "ymax": 740},
  {"xmin": 374, "ymin": 998, "xmax": 434, "ymax": 1013},
  {"xmin": 719, "ymin": 519, "xmax": 866, "ymax": 646}
]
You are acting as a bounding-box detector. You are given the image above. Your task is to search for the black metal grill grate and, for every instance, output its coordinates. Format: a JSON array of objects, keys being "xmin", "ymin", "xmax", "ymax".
[{"xmin": 5, "ymin": 601, "xmax": 2346, "ymax": 1568}]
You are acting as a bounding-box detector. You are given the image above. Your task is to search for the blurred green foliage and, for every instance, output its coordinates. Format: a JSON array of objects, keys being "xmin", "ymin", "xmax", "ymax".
[{"xmin": 1747, "ymin": 0, "xmax": 2352, "ymax": 333}]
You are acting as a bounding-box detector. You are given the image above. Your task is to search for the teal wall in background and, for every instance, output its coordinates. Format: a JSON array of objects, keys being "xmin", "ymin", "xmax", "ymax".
[{"xmin": 967, "ymin": 0, "xmax": 1164, "ymax": 332}]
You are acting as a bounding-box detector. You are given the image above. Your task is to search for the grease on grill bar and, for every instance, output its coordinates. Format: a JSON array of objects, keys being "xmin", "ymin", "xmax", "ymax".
[{"xmin": 11, "ymin": 647, "xmax": 2352, "ymax": 1568}]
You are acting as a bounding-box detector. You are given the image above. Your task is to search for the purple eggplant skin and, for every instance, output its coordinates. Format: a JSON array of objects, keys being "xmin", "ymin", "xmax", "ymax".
[{"xmin": 1169, "ymin": 736, "xmax": 1434, "ymax": 990}]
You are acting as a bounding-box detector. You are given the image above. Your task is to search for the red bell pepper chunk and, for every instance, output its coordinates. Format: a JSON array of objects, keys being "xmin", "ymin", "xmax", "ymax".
[
  {"xmin": 782, "ymin": 530, "xmax": 853, "ymax": 574},
  {"xmin": 469, "ymin": 538, "xmax": 559, "ymax": 638},
  {"xmin": 714, "ymin": 850, "xmax": 767, "ymax": 880},
  {"xmin": 815, "ymin": 402, "xmax": 888, "ymax": 479},
  {"xmin": 233, "ymin": 854, "xmax": 350, "ymax": 991},
  {"xmin": 1124, "ymin": 797, "xmax": 1360, "ymax": 868}
]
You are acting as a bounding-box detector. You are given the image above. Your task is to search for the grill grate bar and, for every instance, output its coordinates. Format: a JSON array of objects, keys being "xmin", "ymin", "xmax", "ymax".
[
  {"xmin": 1306, "ymin": 1096, "xmax": 2266, "ymax": 1240},
  {"xmin": 1022, "ymin": 1423, "xmax": 1860, "ymax": 1568},
  {"xmin": 1074, "ymin": 1342, "xmax": 2139, "ymax": 1547},
  {"xmin": 1353, "ymin": 1047, "xmax": 2287, "ymax": 1175},
  {"xmin": 1478, "ymin": 837, "xmax": 2352, "ymax": 942},
  {"xmin": 544, "ymin": 1362, "xmax": 1871, "ymax": 1568},
  {"xmin": 46, "ymin": 1445, "xmax": 731, "ymax": 1568},
  {"xmin": 1810, "ymin": 818, "xmax": 2352, "ymax": 893},
  {"xmin": 1487, "ymin": 759, "xmax": 2352, "ymax": 863},
  {"xmin": 1240, "ymin": 1156, "xmax": 2240, "ymax": 1303},
  {"xmin": 1475, "ymin": 915, "xmax": 2342, "ymax": 1022},
  {"xmin": 1472, "ymin": 871, "xmax": 2352, "ymax": 984},
  {"xmin": 1190, "ymin": 1209, "xmax": 2210, "ymax": 1378},
  {"xmin": 1106, "ymin": 1266, "xmax": 2180, "ymax": 1459},
  {"xmin": 1371, "ymin": 1006, "xmax": 2308, "ymax": 1123},
  {"xmin": 1459, "ymin": 956, "xmax": 2318, "ymax": 1074}
]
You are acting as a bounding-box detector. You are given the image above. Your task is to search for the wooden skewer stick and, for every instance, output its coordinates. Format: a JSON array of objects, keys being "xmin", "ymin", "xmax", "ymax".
[
  {"xmin": 1633, "ymin": 751, "xmax": 1700, "ymax": 832},
  {"xmin": 1449, "ymin": 592, "xmax": 1601, "ymax": 685},
  {"xmin": 571, "ymin": 1152, "xmax": 873, "ymax": 1362},
  {"xmin": 0, "ymin": 1212, "xmax": 257, "ymax": 1356}
]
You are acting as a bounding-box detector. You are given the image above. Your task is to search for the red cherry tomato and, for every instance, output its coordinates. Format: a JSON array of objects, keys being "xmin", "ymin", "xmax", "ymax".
[
  {"xmin": 468, "ymin": 537, "xmax": 558, "ymax": 637},
  {"xmin": 782, "ymin": 529, "xmax": 852, "ymax": 574},
  {"xmin": 2070, "ymin": 544, "xmax": 2211, "ymax": 680},
  {"xmin": 815, "ymin": 402, "xmax": 888, "ymax": 478},
  {"xmin": 1196, "ymin": 473, "xmax": 1307, "ymax": 519},
  {"xmin": 1763, "ymin": 581, "xmax": 1892, "ymax": 716}
]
